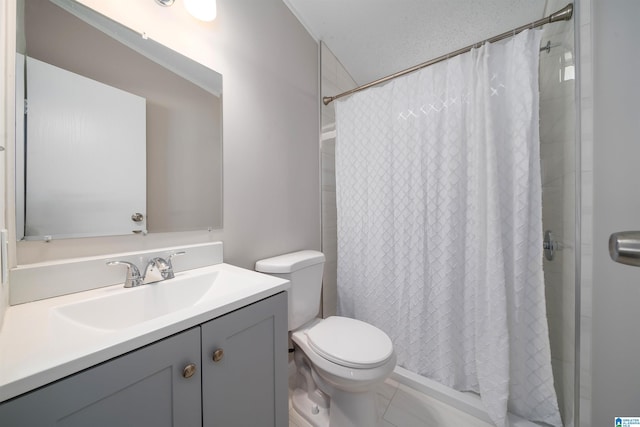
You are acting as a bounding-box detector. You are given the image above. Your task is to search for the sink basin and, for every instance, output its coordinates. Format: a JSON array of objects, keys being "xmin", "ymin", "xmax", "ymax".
[{"xmin": 51, "ymin": 270, "xmax": 242, "ymax": 331}]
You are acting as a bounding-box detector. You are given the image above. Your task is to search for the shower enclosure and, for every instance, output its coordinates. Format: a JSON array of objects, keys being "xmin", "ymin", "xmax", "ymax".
[{"xmin": 319, "ymin": 1, "xmax": 577, "ymax": 424}]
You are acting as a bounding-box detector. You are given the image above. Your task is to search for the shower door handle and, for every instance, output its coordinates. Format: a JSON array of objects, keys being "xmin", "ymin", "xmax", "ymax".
[{"xmin": 609, "ymin": 231, "xmax": 640, "ymax": 266}]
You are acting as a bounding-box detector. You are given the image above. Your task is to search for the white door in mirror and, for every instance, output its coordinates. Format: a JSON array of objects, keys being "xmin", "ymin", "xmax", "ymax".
[{"xmin": 23, "ymin": 56, "xmax": 146, "ymax": 240}]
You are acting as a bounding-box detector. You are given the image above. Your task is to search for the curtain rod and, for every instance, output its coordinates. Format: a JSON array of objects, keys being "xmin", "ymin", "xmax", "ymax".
[{"xmin": 323, "ymin": 3, "xmax": 573, "ymax": 106}]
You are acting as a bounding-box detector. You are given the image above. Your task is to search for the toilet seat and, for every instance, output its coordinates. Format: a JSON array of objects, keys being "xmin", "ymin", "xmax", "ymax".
[{"xmin": 305, "ymin": 316, "xmax": 393, "ymax": 369}]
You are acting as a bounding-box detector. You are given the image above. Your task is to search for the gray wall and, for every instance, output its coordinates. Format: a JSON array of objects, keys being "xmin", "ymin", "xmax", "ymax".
[
  {"xmin": 10, "ymin": 0, "xmax": 320, "ymax": 270},
  {"xmin": 592, "ymin": 0, "xmax": 640, "ymax": 423}
]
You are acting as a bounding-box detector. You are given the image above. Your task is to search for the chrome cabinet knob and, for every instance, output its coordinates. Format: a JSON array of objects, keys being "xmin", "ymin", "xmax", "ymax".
[
  {"xmin": 212, "ymin": 349, "xmax": 224, "ymax": 363},
  {"xmin": 131, "ymin": 212, "xmax": 144, "ymax": 222},
  {"xmin": 182, "ymin": 363, "xmax": 197, "ymax": 379}
]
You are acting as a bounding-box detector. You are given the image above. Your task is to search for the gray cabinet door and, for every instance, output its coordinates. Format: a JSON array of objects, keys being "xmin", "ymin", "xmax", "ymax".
[
  {"xmin": 201, "ymin": 292, "xmax": 288, "ymax": 427},
  {"xmin": 0, "ymin": 327, "xmax": 202, "ymax": 427}
]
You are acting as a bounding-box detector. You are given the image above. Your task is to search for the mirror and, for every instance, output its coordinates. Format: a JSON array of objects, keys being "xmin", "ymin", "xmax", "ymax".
[{"xmin": 16, "ymin": 0, "xmax": 223, "ymax": 241}]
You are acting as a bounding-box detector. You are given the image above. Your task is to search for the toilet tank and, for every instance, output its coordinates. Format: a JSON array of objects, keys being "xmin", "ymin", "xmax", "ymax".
[{"xmin": 255, "ymin": 250, "xmax": 325, "ymax": 330}]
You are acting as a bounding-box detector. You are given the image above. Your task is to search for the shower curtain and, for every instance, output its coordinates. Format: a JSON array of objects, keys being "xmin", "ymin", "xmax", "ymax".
[{"xmin": 335, "ymin": 30, "xmax": 561, "ymax": 427}]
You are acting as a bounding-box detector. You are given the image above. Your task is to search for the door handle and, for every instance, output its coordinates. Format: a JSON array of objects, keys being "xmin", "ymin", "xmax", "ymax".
[{"xmin": 609, "ymin": 231, "xmax": 640, "ymax": 266}]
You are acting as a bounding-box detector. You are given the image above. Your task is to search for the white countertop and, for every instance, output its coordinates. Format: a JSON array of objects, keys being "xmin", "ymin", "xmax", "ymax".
[{"xmin": 0, "ymin": 263, "xmax": 289, "ymax": 402}]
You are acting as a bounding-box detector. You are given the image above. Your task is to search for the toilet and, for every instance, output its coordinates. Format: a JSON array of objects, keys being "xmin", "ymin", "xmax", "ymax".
[{"xmin": 255, "ymin": 250, "xmax": 396, "ymax": 427}]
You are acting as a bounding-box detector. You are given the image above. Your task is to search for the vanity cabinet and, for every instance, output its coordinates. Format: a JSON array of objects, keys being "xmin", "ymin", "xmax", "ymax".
[
  {"xmin": 0, "ymin": 327, "xmax": 202, "ymax": 427},
  {"xmin": 0, "ymin": 292, "xmax": 288, "ymax": 427},
  {"xmin": 202, "ymin": 290, "xmax": 289, "ymax": 426}
]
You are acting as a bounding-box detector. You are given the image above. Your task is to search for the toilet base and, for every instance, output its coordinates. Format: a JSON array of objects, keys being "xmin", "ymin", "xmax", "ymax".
[
  {"xmin": 291, "ymin": 387, "xmax": 329, "ymax": 427},
  {"xmin": 291, "ymin": 386, "xmax": 382, "ymax": 427}
]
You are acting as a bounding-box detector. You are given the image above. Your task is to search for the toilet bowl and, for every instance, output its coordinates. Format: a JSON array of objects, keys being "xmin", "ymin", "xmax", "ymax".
[
  {"xmin": 255, "ymin": 250, "xmax": 396, "ymax": 427},
  {"xmin": 291, "ymin": 317, "xmax": 397, "ymax": 426}
]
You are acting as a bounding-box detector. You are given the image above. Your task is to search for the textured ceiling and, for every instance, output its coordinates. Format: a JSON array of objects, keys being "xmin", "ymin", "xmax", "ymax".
[{"xmin": 283, "ymin": 0, "xmax": 548, "ymax": 85}]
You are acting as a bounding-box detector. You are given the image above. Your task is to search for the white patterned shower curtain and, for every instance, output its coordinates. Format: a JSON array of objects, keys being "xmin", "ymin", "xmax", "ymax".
[{"xmin": 335, "ymin": 30, "xmax": 562, "ymax": 427}]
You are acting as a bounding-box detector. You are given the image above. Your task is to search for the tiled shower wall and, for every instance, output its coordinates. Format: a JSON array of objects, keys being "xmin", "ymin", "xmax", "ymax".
[
  {"xmin": 320, "ymin": 42, "xmax": 356, "ymax": 318},
  {"xmin": 539, "ymin": 0, "xmax": 577, "ymax": 423},
  {"xmin": 577, "ymin": 0, "xmax": 593, "ymax": 425}
]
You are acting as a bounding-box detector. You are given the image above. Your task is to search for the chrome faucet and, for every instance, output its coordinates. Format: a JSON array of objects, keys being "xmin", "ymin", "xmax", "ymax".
[
  {"xmin": 107, "ymin": 251, "xmax": 185, "ymax": 288},
  {"xmin": 143, "ymin": 251, "xmax": 185, "ymax": 284},
  {"xmin": 106, "ymin": 261, "xmax": 143, "ymax": 288}
]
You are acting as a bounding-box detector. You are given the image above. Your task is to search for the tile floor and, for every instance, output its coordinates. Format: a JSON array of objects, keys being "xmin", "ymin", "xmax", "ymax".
[{"xmin": 288, "ymin": 377, "xmax": 495, "ymax": 427}]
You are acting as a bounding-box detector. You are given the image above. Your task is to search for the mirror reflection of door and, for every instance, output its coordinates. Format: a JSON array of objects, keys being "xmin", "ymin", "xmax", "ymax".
[{"xmin": 20, "ymin": 54, "xmax": 146, "ymax": 240}]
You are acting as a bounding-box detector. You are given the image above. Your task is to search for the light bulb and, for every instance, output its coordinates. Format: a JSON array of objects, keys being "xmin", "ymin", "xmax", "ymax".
[{"xmin": 184, "ymin": 0, "xmax": 217, "ymax": 22}]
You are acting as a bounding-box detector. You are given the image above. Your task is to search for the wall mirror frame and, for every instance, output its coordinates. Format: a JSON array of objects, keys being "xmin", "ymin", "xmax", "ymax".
[{"xmin": 14, "ymin": 0, "xmax": 223, "ymax": 244}]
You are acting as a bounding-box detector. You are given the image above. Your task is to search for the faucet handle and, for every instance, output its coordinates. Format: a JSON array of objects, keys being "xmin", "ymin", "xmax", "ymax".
[
  {"xmin": 165, "ymin": 251, "xmax": 185, "ymax": 279},
  {"xmin": 107, "ymin": 261, "xmax": 143, "ymax": 288},
  {"xmin": 168, "ymin": 251, "xmax": 185, "ymax": 263}
]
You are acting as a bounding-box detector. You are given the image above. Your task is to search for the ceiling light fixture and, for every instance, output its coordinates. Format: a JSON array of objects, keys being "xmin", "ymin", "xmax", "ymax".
[
  {"xmin": 154, "ymin": 0, "xmax": 216, "ymax": 22},
  {"xmin": 183, "ymin": 0, "xmax": 217, "ymax": 22}
]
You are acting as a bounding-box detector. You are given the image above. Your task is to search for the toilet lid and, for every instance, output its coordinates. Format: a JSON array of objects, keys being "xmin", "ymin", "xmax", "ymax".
[{"xmin": 306, "ymin": 316, "xmax": 393, "ymax": 368}]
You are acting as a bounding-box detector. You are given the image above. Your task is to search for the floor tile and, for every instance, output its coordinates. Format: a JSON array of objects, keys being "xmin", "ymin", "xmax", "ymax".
[
  {"xmin": 375, "ymin": 377, "xmax": 400, "ymax": 401},
  {"xmin": 289, "ymin": 373, "xmax": 496, "ymax": 427},
  {"xmin": 384, "ymin": 384, "xmax": 494, "ymax": 427}
]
